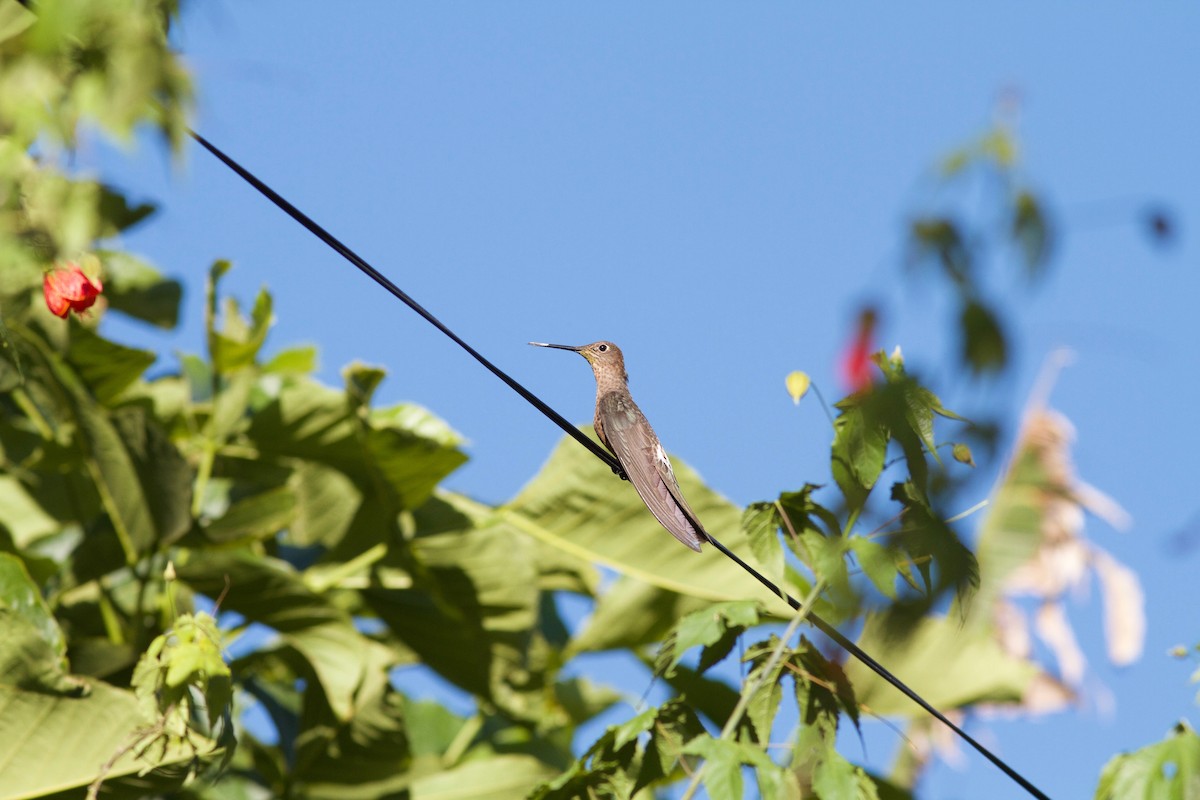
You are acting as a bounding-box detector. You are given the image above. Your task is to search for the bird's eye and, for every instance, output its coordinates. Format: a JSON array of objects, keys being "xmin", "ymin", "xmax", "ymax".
[{"xmin": 597, "ymin": 344, "xmax": 608, "ymax": 352}]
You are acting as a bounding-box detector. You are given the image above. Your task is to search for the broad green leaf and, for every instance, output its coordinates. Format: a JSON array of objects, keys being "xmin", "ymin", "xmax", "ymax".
[
  {"xmin": 263, "ymin": 345, "xmax": 318, "ymax": 375},
  {"xmin": 568, "ymin": 575, "xmax": 711, "ymax": 655},
  {"xmin": 1095, "ymin": 722, "xmax": 1200, "ymax": 800},
  {"xmin": 365, "ymin": 492, "xmax": 542, "ymax": 718},
  {"xmin": 504, "ymin": 430, "xmax": 792, "ymax": 617},
  {"xmin": 0, "ymin": 682, "xmax": 213, "ymax": 800},
  {"xmin": 0, "ymin": 0, "xmax": 34, "ymax": 43},
  {"xmin": 843, "ymin": 613, "xmax": 1040, "ymax": 715},
  {"xmin": 555, "ymin": 676, "xmax": 621, "ymax": 726},
  {"xmin": 295, "ymin": 648, "xmax": 413, "ymax": 800},
  {"xmin": 174, "ymin": 549, "xmax": 380, "ymax": 721},
  {"xmin": 287, "ymin": 460, "xmax": 361, "ymax": 547},
  {"xmin": 0, "ymin": 553, "xmax": 82, "ymax": 694},
  {"xmin": 0, "ymin": 476, "xmax": 60, "ymax": 548},
  {"xmin": 411, "ymin": 754, "xmax": 557, "ymax": 800},
  {"xmin": 682, "ymin": 737, "xmax": 779, "ymax": 800},
  {"xmin": 247, "ymin": 378, "xmax": 466, "ymax": 511},
  {"xmin": 97, "ymin": 251, "xmax": 182, "ymax": 329},
  {"xmin": 65, "ymin": 318, "xmax": 155, "ymax": 405},
  {"xmin": 202, "ymin": 483, "xmax": 295, "ymax": 543},
  {"xmin": 849, "ymin": 537, "xmax": 896, "ymax": 599},
  {"xmin": 110, "ymin": 406, "xmax": 192, "ymax": 545}
]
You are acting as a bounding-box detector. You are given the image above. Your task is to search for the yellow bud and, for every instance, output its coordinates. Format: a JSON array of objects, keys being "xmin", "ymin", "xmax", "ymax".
[{"xmin": 785, "ymin": 371, "xmax": 811, "ymax": 405}]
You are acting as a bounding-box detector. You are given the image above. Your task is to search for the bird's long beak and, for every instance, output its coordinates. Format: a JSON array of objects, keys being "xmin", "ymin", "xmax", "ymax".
[{"xmin": 529, "ymin": 342, "xmax": 582, "ymax": 352}]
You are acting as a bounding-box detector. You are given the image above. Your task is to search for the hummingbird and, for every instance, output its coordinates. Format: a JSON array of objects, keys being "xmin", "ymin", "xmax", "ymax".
[{"xmin": 530, "ymin": 340, "xmax": 706, "ymax": 552}]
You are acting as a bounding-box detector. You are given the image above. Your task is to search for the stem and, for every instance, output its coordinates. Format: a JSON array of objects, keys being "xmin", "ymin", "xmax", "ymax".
[{"xmin": 680, "ymin": 579, "xmax": 827, "ymax": 800}]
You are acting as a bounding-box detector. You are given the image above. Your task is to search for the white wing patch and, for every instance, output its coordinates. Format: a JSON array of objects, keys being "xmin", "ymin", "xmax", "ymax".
[{"xmin": 654, "ymin": 442, "xmax": 674, "ymax": 474}]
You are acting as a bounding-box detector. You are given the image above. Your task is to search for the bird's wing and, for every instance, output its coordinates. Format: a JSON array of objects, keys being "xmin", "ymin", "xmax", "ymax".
[{"xmin": 598, "ymin": 392, "xmax": 705, "ymax": 552}]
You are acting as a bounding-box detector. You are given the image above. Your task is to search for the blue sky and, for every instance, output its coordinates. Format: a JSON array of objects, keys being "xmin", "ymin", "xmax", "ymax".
[{"xmin": 95, "ymin": 4, "xmax": 1199, "ymax": 797}]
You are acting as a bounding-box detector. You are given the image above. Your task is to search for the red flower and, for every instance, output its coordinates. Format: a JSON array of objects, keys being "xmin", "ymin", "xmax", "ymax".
[
  {"xmin": 839, "ymin": 308, "xmax": 877, "ymax": 393},
  {"xmin": 44, "ymin": 265, "xmax": 103, "ymax": 318}
]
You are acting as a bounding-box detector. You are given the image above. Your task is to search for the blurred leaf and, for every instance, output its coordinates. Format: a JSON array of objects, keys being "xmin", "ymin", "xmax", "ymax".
[
  {"xmin": 850, "ymin": 537, "xmax": 896, "ymax": 599},
  {"xmin": 1012, "ymin": 191, "xmax": 1052, "ymax": 275},
  {"xmin": 96, "ymin": 183, "xmax": 155, "ymax": 235},
  {"xmin": 202, "ymin": 483, "xmax": 295, "ymax": 543},
  {"xmin": 909, "ymin": 218, "xmax": 970, "ymax": 285},
  {"xmin": 65, "ymin": 318, "xmax": 155, "ymax": 405},
  {"xmin": 843, "ymin": 613, "xmax": 1040, "ymax": 715},
  {"xmin": 98, "ymin": 251, "xmax": 182, "ymax": 330},
  {"xmin": 960, "ymin": 299, "xmax": 1007, "ymax": 372},
  {"xmin": 287, "ymin": 461, "xmax": 360, "ymax": 547},
  {"xmin": 568, "ymin": 576, "xmax": 710, "ymax": 655},
  {"xmin": 411, "ymin": 754, "xmax": 557, "ymax": 800},
  {"xmin": 263, "ymin": 345, "xmax": 318, "ymax": 375},
  {"xmin": 1095, "ymin": 722, "xmax": 1200, "ymax": 800}
]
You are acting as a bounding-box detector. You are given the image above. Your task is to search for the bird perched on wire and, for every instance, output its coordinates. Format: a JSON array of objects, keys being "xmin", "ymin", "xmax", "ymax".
[{"xmin": 530, "ymin": 340, "xmax": 706, "ymax": 552}]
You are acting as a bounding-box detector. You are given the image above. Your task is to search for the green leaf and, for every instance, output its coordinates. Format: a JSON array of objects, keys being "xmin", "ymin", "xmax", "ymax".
[
  {"xmin": 663, "ymin": 600, "xmax": 760, "ymax": 675},
  {"xmin": 743, "ymin": 502, "xmax": 784, "ymax": 584},
  {"xmin": 843, "ymin": 613, "xmax": 1041, "ymax": 716},
  {"xmin": 263, "ymin": 345, "xmax": 318, "ymax": 375},
  {"xmin": 110, "ymin": 406, "xmax": 193, "ymax": 545},
  {"xmin": 568, "ymin": 576, "xmax": 711, "ymax": 655},
  {"xmin": 364, "ymin": 492, "xmax": 542, "ymax": 719},
  {"xmin": 247, "ymin": 378, "xmax": 467, "ymax": 512},
  {"xmin": 287, "ymin": 461, "xmax": 361, "ymax": 547},
  {"xmin": 410, "ymin": 754, "xmax": 557, "ymax": 800},
  {"xmin": 960, "ymin": 299, "xmax": 1007, "ymax": 373},
  {"xmin": 202, "ymin": 483, "xmax": 295, "ymax": 543},
  {"xmin": 909, "ymin": 218, "xmax": 970, "ymax": 285},
  {"xmin": 831, "ymin": 401, "xmax": 887, "ymax": 513},
  {"xmin": 0, "ymin": 553, "xmax": 82, "ymax": 694},
  {"xmin": 849, "ymin": 537, "xmax": 896, "ymax": 599},
  {"xmin": 174, "ymin": 549, "xmax": 382, "ymax": 721},
  {"xmin": 504, "ymin": 430, "xmax": 793, "ymax": 617},
  {"xmin": 1012, "ymin": 191, "xmax": 1052, "ymax": 276},
  {"xmin": 65, "ymin": 318, "xmax": 156, "ymax": 405},
  {"xmin": 0, "ymin": 682, "xmax": 213, "ymax": 800},
  {"xmin": 96, "ymin": 183, "xmax": 156, "ymax": 234},
  {"xmin": 1095, "ymin": 721, "xmax": 1200, "ymax": 800},
  {"xmin": 97, "ymin": 251, "xmax": 182, "ymax": 329},
  {"xmin": 682, "ymin": 736, "xmax": 746, "ymax": 800}
]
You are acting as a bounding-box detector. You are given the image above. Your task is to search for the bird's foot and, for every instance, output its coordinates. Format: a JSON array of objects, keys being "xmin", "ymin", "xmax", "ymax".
[{"xmin": 611, "ymin": 464, "xmax": 629, "ymax": 481}]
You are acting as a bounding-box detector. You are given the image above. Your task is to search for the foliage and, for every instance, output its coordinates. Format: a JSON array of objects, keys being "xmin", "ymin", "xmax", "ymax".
[{"xmin": 0, "ymin": 3, "xmax": 1173, "ymax": 799}]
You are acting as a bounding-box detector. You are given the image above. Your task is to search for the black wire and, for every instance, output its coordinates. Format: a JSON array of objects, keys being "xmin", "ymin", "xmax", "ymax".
[
  {"xmin": 190, "ymin": 130, "xmax": 1051, "ymax": 800},
  {"xmin": 190, "ymin": 131, "xmax": 620, "ymax": 474}
]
